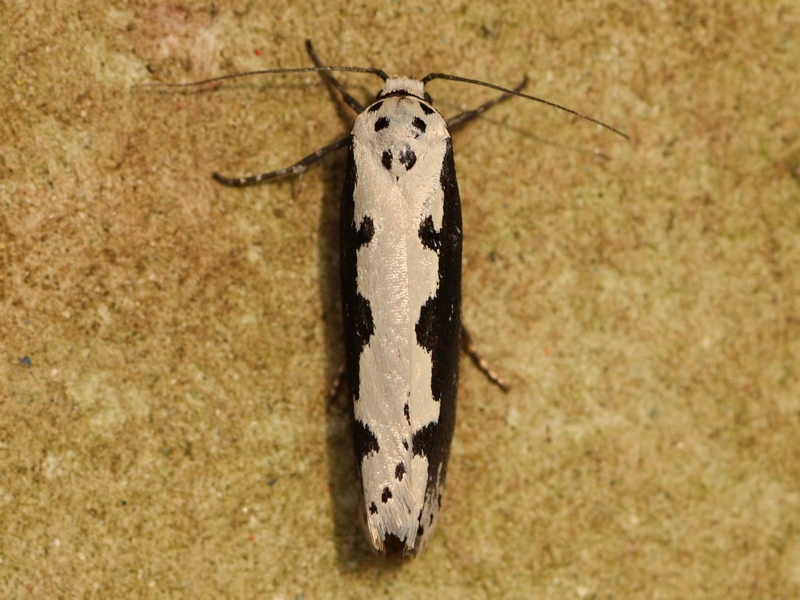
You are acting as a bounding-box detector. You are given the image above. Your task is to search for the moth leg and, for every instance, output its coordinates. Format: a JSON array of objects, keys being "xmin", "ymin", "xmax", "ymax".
[
  {"xmin": 461, "ymin": 325, "xmax": 510, "ymax": 392},
  {"xmin": 327, "ymin": 362, "xmax": 347, "ymax": 403},
  {"xmin": 305, "ymin": 40, "xmax": 365, "ymax": 114},
  {"xmin": 446, "ymin": 76, "xmax": 528, "ymax": 131},
  {"xmin": 212, "ymin": 136, "xmax": 349, "ymax": 187}
]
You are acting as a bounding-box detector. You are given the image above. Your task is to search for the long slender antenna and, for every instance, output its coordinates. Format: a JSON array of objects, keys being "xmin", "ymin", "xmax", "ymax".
[
  {"xmin": 422, "ymin": 72, "xmax": 628, "ymax": 140},
  {"xmin": 138, "ymin": 65, "xmax": 388, "ymax": 89}
]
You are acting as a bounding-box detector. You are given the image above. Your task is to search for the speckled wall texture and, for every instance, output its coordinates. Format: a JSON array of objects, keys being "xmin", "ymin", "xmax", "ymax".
[{"xmin": 2, "ymin": 2, "xmax": 798, "ymax": 598}]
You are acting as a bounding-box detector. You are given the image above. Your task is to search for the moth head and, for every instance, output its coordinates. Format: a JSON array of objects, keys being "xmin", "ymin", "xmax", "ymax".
[{"xmin": 376, "ymin": 77, "xmax": 433, "ymax": 104}]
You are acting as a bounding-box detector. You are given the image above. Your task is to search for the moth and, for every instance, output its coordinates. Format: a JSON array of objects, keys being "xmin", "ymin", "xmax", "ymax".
[{"xmin": 155, "ymin": 40, "xmax": 625, "ymax": 556}]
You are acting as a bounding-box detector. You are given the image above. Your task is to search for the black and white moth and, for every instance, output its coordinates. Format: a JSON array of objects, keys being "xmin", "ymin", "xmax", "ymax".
[{"xmin": 157, "ymin": 41, "xmax": 625, "ymax": 557}]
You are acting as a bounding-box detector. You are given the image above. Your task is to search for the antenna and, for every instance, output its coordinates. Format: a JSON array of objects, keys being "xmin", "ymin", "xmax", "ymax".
[
  {"xmin": 422, "ymin": 72, "xmax": 628, "ymax": 140},
  {"xmin": 137, "ymin": 65, "xmax": 388, "ymax": 90}
]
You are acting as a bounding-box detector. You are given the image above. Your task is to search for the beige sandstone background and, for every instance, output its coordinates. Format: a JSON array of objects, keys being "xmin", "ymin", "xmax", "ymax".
[{"xmin": 1, "ymin": 1, "xmax": 798, "ymax": 597}]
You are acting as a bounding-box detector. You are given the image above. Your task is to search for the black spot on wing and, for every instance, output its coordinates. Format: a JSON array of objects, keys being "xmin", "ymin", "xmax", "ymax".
[
  {"xmin": 383, "ymin": 534, "xmax": 405, "ymax": 555},
  {"xmin": 347, "ymin": 292, "xmax": 373, "ymax": 379},
  {"xmin": 356, "ymin": 215, "xmax": 374, "ymax": 247},
  {"xmin": 374, "ymin": 116, "xmax": 390, "ymax": 131},
  {"xmin": 395, "ymin": 462, "xmax": 406, "ymax": 481},
  {"xmin": 369, "ymin": 502, "xmax": 378, "ymax": 515},
  {"xmin": 411, "ymin": 421, "xmax": 437, "ymax": 458},
  {"xmin": 419, "ymin": 102, "xmax": 435, "ymax": 115},
  {"xmin": 381, "ymin": 487, "xmax": 393, "ymax": 503},
  {"xmin": 399, "ymin": 146, "xmax": 417, "ymax": 170},
  {"xmin": 403, "ymin": 403, "xmax": 410, "ymax": 425},
  {"xmin": 368, "ymin": 101, "xmax": 384, "ymax": 113},
  {"xmin": 382, "ymin": 150, "xmax": 393, "ymax": 170},
  {"xmin": 412, "ymin": 117, "xmax": 427, "ymax": 134},
  {"xmin": 418, "ymin": 215, "xmax": 440, "ymax": 252},
  {"xmin": 353, "ymin": 420, "xmax": 379, "ymax": 461}
]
